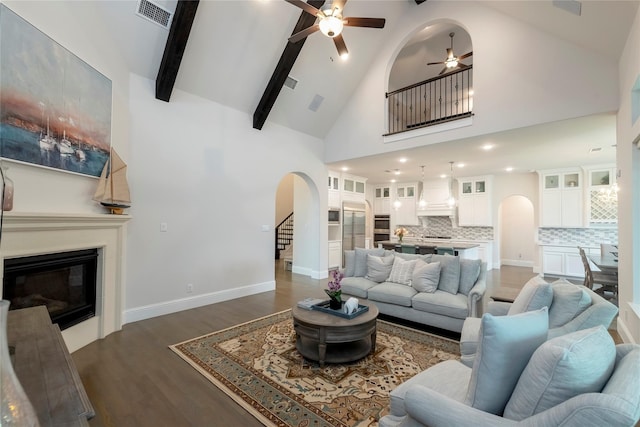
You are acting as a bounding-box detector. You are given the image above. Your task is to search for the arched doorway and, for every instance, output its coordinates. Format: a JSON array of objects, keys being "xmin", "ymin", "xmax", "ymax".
[
  {"xmin": 274, "ymin": 172, "xmax": 323, "ymax": 280},
  {"xmin": 499, "ymin": 195, "xmax": 535, "ymax": 267}
]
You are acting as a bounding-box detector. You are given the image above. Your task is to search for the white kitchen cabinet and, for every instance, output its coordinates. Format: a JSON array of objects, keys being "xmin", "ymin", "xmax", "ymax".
[
  {"xmin": 328, "ymin": 171, "xmax": 341, "ymax": 209},
  {"xmin": 540, "ymin": 245, "xmax": 593, "ymax": 278},
  {"xmin": 394, "ymin": 182, "xmax": 419, "ymax": 225},
  {"xmin": 458, "ymin": 176, "xmax": 492, "ymax": 226},
  {"xmin": 539, "ymin": 169, "xmax": 583, "ymax": 227},
  {"xmin": 374, "ymin": 186, "xmax": 391, "ymax": 215},
  {"xmin": 328, "ymin": 240, "xmax": 342, "ymax": 268},
  {"xmin": 452, "ymin": 240, "xmax": 493, "ymax": 270},
  {"xmin": 457, "ymin": 246, "xmax": 479, "ymax": 260},
  {"xmin": 340, "ymin": 173, "xmax": 367, "ymax": 203},
  {"xmin": 584, "ymin": 165, "xmax": 617, "ymax": 224}
]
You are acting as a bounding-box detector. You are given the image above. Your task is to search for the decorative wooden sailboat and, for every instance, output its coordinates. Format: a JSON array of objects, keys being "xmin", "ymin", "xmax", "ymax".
[{"xmin": 93, "ymin": 148, "xmax": 131, "ymax": 214}]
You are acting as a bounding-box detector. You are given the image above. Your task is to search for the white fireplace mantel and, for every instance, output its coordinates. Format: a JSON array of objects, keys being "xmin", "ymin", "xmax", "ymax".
[{"xmin": 1, "ymin": 212, "xmax": 130, "ymax": 352}]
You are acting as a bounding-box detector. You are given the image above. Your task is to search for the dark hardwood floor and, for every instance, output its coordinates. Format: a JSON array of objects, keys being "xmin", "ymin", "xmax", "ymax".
[{"xmin": 71, "ymin": 262, "xmax": 619, "ymax": 426}]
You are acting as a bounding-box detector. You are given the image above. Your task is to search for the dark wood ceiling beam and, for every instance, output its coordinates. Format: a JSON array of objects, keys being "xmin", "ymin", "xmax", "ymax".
[
  {"xmin": 156, "ymin": 1, "xmax": 200, "ymax": 102},
  {"xmin": 252, "ymin": 0, "xmax": 325, "ymax": 130}
]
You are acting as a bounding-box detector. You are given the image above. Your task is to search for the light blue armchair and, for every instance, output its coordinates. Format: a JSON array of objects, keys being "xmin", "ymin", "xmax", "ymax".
[
  {"xmin": 460, "ymin": 280, "xmax": 618, "ymax": 367},
  {"xmin": 380, "ymin": 326, "xmax": 640, "ymax": 427}
]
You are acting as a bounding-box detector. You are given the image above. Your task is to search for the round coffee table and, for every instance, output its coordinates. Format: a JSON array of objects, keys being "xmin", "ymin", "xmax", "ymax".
[{"xmin": 292, "ymin": 300, "xmax": 379, "ymax": 367}]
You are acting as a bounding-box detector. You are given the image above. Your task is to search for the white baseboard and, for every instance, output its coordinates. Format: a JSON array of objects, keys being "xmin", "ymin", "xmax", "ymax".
[
  {"xmin": 617, "ymin": 316, "xmax": 637, "ymax": 344},
  {"xmin": 123, "ymin": 280, "xmax": 276, "ymax": 324},
  {"xmin": 501, "ymin": 259, "xmax": 534, "ymax": 268},
  {"xmin": 292, "ymin": 265, "xmax": 327, "ymax": 280}
]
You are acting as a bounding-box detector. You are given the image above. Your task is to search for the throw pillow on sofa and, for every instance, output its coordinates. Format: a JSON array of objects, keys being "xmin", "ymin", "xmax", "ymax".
[
  {"xmin": 464, "ymin": 308, "xmax": 549, "ymax": 416},
  {"xmin": 547, "ymin": 279, "xmax": 591, "ymax": 328},
  {"xmin": 411, "ymin": 260, "xmax": 441, "ymax": 293},
  {"xmin": 343, "ymin": 250, "xmax": 355, "ymax": 277},
  {"xmin": 365, "ymin": 254, "xmax": 395, "ymax": 283},
  {"xmin": 431, "ymin": 254, "xmax": 461, "ymax": 294},
  {"xmin": 458, "ymin": 258, "xmax": 482, "ymax": 295},
  {"xmin": 503, "ymin": 325, "xmax": 615, "ymax": 420},
  {"xmin": 354, "ymin": 248, "xmax": 384, "ymax": 277},
  {"xmin": 507, "ymin": 276, "xmax": 553, "ymax": 315},
  {"xmin": 388, "ymin": 257, "xmax": 417, "ymax": 286}
]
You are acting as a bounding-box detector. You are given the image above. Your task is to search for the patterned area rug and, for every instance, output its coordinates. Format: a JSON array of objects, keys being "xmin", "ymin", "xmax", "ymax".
[{"xmin": 170, "ymin": 310, "xmax": 459, "ymax": 427}]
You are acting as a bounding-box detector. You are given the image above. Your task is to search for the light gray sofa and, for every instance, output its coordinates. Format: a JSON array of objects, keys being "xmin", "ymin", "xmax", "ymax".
[
  {"xmin": 459, "ymin": 277, "xmax": 618, "ymax": 367},
  {"xmin": 340, "ymin": 248, "xmax": 487, "ymax": 333},
  {"xmin": 380, "ymin": 312, "xmax": 640, "ymax": 427}
]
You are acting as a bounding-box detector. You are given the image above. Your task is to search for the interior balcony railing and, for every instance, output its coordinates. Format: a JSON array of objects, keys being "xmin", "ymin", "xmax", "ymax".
[{"xmin": 385, "ymin": 66, "xmax": 473, "ymax": 136}]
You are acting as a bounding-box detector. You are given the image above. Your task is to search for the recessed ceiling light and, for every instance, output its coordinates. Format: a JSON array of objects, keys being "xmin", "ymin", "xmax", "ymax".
[
  {"xmin": 457, "ymin": 163, "xmax": 465, "ymax": 168},
  {"xmin": 341, "ymin": 166, "xmax": 349, "ymax": 171},
  {"xmin": 439, "ymin": 174, "xmax": 447, "ymax": 179},
  {"xmin": 482, "ymin": 144, "xmax": 494, "ymax": 151},
  {"xmin": 390, "ymin": 179, "xmax": 396, "ymax": 183},
  {"xmin": 394, "ymin": 170, "xmax": 401, "ymax": 175},
  {"xmin": 506, "ymin": 167, "xmax": 514, "ymax": 172},
  {"xmin": 399, "ymin": 157, "xmax": 408, "ymax": 163}
]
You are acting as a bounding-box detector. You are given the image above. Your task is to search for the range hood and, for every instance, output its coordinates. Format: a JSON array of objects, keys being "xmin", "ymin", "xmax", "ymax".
[
  {"xmin": 416, "ymin": 179, "xmax": 457, "ymax": 218},
  {"xmin": 417, "ymin": 205, "xmax": 456, "ymax": 217}
]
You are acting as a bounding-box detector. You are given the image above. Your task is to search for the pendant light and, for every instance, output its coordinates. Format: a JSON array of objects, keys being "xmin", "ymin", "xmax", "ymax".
[
  {"xmin": 447, "ymin": 161, "xmax": 456, "ymax": 207},
  {"xmin": 418, "ymin": 165, "xmax": 427, "ymax": 209}
]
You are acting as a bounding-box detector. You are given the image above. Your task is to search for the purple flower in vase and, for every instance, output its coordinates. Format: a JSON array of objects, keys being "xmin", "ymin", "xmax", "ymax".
[{"xmin": 326, "ymin": 269, "xmax": 343, "ymax": 302}]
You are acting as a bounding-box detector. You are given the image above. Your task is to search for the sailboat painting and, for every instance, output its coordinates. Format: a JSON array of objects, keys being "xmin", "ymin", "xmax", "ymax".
[
  {"xmin": 0, "ymin": 4, "xmax": 111, "ymax": 177},
  {"xmin": 93, "ymin": 149, "xmax": 131, "ymax": 214}
]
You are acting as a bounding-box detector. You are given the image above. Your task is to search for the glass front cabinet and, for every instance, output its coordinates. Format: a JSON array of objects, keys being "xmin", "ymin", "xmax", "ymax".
[
  {"xmin": 539, "ymin": 169, "xmax": 583, "ymax": 227},
  {"xmin": 458, "ymin": 176, "xmax": 492, "ymax": 226}
]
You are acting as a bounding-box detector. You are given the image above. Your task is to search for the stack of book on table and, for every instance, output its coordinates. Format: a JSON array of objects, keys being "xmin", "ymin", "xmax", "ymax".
[{"xmin": 296, "ymin": 297, "xmax": 325, "ymax": 310}]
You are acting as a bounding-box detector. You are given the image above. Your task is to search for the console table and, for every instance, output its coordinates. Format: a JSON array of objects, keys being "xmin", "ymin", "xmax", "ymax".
[{"xmin": 7, "ymin": 305, "xmax": 94, "ymax": 426}]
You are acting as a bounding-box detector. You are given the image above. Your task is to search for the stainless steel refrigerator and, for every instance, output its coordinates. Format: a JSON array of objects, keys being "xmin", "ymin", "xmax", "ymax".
[{"xmin": 342, "ymin": 202, "xmax": 366, "ymax": 257}]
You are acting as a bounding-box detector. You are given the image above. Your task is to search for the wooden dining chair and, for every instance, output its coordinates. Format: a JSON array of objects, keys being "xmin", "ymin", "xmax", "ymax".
[
  {"xmin": 600, "ymin": 243, "xmax": 618, "ymax": 258},
  {"xmin": 578, "ymin": 247, "xmax": 618, "ymax": 301}
]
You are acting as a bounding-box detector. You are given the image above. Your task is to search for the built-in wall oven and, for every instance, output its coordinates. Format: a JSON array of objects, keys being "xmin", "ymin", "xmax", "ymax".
[
  {"xmin": 328, "ymin": 209, "xmax": 340, "ymax": 224},
  {"xmin": 374, "ymin": 215, "xmax": 390, "ymax": 245}
]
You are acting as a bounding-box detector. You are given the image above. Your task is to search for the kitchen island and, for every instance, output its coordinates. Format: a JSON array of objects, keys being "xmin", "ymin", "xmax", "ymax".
[{"xmin": 377, "ymin": 239, "xmax": 480, "ymax": 259}]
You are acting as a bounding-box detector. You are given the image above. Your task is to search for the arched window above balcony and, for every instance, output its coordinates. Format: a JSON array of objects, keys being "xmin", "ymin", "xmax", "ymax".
[{"xmin": 386, "ymin": 24, "xmax": 474, "ymax": 136}]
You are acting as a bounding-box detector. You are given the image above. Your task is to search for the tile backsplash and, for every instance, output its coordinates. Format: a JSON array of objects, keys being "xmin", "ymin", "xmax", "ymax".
[
  {"xmin": 538, "ymin": 227, "xmax": 618, "ymax": 246},
  {"xmin": 398, "ymin": 217, "xmax": 494, "ymax": 240},
  {"xmin": 396, "ymin": 217, "xmax": 618, "ymax": 245}
]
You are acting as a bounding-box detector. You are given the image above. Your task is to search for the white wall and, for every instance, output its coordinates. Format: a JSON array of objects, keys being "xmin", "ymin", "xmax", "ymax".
[
  {"xmin": 499, "ymin": 195, "xmax": 535, "ymax": 267},
  {"xmin": 275, "ymin": 174, "xmax": 294, "ymax": 226},
  {"xmin": 124, "ymin": 75, "xmax": 328, "ymax": 322},
  {"xmin": 1, "ymin": 2, "xmax": 331, "ymax": 325},
  {"xmin": 324, "ymin": 2, "xmax": 618, "ymax": 163},
  {"xmin": 616, "ymin": 4, "xmax": 640, "ymax": 344}
]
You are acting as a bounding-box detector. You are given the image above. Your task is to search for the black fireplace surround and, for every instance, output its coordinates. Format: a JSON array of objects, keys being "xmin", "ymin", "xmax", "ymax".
[{"xmin": 3, "ymin": 249, "xmax": 98, "ymax": 330}]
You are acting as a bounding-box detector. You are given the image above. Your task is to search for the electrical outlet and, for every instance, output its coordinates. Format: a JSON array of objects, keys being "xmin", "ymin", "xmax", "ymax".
[{"xmin": 186, "ymin": 283, "xmax": 193, "ymax": 293}]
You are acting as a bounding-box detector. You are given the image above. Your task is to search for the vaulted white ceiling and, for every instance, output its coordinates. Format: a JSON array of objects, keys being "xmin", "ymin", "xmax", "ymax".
[{"xmin": 94, "ymin": 0, "xmax": 638, "ymax": 182}]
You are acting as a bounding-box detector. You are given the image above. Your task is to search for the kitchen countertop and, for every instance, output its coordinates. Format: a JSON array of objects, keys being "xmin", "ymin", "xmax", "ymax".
[{"xmin": 377, "ymin": 239, "xmax": 479, "ymax": 250}]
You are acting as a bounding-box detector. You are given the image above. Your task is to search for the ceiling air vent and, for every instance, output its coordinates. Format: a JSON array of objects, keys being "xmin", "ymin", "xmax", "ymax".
[
  {"xmin": 308, "ymin": 94, "xmax": 324, "ymax": 112},
  {"xmin": 136, "ymin": 0, "xmax": 173, "ymax": 29},
  {"xmin": 552, "ymin": 0, "xmax": 582, "ymax": 16},
  {"xmin": 284, "ymin": 76, "xmax": 298, "ymax": 90}
]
